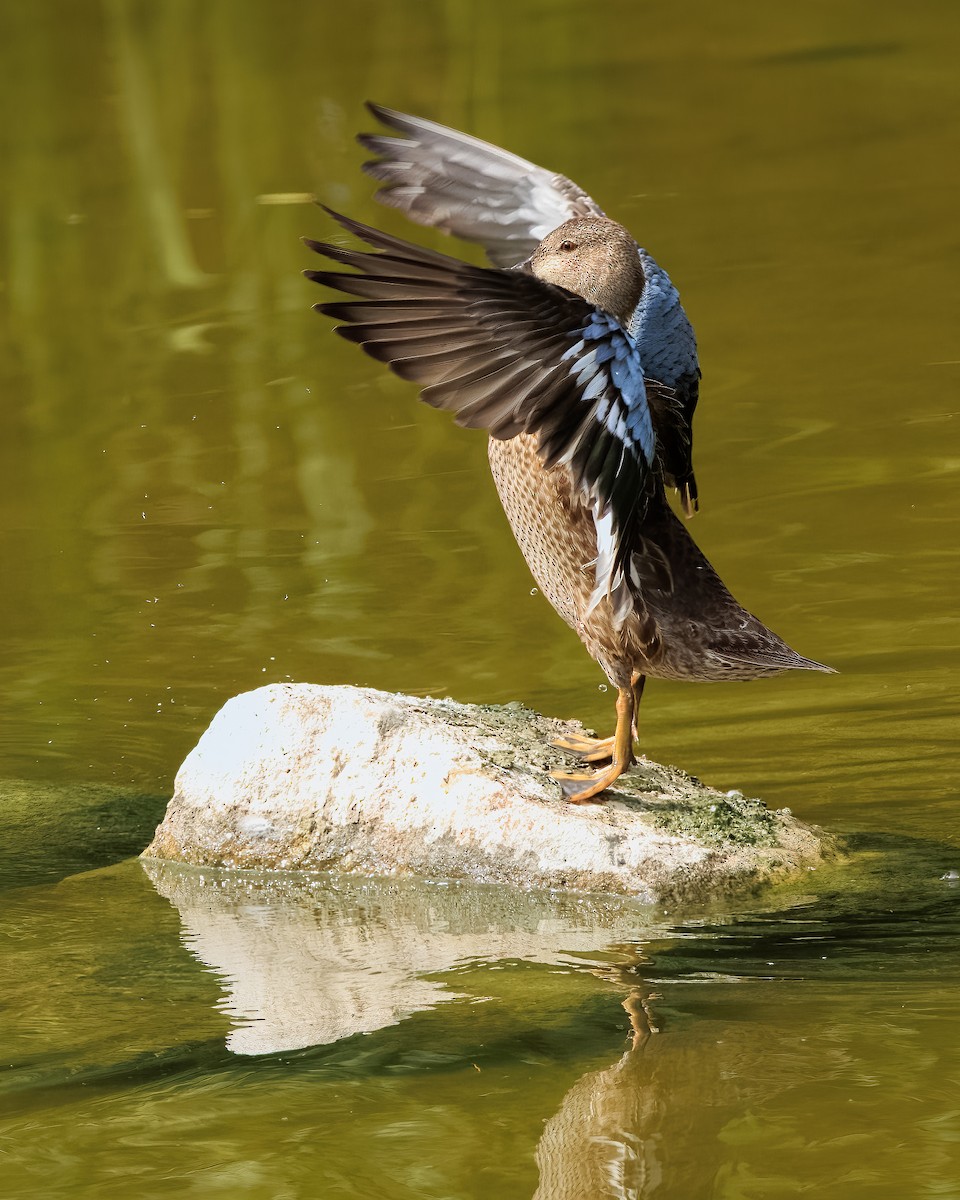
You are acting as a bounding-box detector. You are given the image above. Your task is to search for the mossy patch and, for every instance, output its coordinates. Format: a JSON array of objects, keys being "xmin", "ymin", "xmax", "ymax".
[{"xmin": 649, "ymin": 789, "xmax": 779, "ymax": 848}]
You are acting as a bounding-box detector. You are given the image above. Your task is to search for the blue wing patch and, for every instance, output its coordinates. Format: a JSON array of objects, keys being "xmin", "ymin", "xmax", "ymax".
[
  {"xmin": 553, "ymin": 310, "xmax": 658, "ymax": 620},
  {"xmin": 561, "ymin": 311, "xmax": 655, "ymax": 469},
  {"xmin": 626, "ymin": 250, "xmax": 698, "ymax": 388}
]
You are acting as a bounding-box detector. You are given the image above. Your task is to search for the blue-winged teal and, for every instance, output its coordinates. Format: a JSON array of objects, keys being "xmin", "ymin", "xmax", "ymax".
[{"xmin": 304, "ymin": 106, "xmax": 831, "ymax": 802}]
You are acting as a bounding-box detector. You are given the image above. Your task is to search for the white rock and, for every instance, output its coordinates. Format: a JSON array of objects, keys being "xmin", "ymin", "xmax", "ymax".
[{"xmin": 143, "ymin": 683, "xmax": 834, "ymax": 902}]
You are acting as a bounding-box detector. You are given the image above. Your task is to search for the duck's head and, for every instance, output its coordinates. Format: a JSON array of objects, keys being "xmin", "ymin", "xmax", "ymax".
[{"xmin": 523, "ymin": 217, "xmax": 644, "ymax": 324}]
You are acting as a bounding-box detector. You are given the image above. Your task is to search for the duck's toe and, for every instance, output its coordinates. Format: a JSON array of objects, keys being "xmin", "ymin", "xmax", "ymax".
[
  {"xmin": 549, "ymin": 732, "xmax": 616, "ymax": 763},
  {"xmin": 550, "ymin": 761, "xmax": 629, "ymax": 804}
]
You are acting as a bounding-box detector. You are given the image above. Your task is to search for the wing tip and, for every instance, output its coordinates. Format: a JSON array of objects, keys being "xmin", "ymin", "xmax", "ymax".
[{"xmin": 363, "ymin": 99, "xmax": 394, "ymax": 125}]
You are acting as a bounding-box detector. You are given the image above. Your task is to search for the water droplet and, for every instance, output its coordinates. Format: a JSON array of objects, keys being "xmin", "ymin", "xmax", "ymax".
[
  {"xmin": 598, "ymin": 683, "xmax": 608, "ymax": 693},
  {"xmin": 529, "ymin": 587, "xmax": 539, "ymax": 596}
]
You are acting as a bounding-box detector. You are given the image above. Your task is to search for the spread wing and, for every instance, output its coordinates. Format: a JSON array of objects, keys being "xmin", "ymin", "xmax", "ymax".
[
  {"xmin": 359, "ymin": 103, "xmax": 702, "ymax": 515},
  {"xmin": 305, "ymin": 209, "xmax": 662, "ymax": 618},
  {"xmin": 358, "ymin": 102, "xmax": 604, "ymax": 268}
]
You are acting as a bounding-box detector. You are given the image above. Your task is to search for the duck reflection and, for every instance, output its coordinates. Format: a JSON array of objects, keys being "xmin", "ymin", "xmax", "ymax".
[{"xmin": 534, "ymin": 990, "xmax": 662, "ymax": 1200}]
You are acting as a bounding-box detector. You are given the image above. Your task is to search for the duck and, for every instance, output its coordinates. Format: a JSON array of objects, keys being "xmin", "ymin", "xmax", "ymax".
[{"xmin": 304, "ymin": 115, "xmax": 832, "ymax": 803}]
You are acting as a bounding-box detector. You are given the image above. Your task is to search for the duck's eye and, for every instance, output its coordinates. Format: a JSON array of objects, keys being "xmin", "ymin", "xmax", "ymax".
[{"xmin": 559, "ymin": 239, "xmax": 576, "ymax": 252}]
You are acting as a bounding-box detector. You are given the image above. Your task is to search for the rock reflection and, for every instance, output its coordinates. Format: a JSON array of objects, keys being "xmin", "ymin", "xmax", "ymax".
[{"xmin": 141, "ymin": 860, "xmax": 655, "ymax": 1056}]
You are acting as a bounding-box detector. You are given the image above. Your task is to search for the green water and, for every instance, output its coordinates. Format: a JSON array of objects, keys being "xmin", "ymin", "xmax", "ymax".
[{"xmin": 1, "ymin": 1, "xmax": 958, "ymax": 1195}]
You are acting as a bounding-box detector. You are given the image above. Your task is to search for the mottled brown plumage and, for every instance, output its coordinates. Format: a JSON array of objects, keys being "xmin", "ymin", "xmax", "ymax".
[{"xmin": 488, "ymin": 433, "xmax": 821, "ymax": 689}]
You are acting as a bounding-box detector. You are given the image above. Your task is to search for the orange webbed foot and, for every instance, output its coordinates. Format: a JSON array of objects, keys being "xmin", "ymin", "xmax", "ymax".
[
  {"xmin": 550, "ymin": 759, "xmax": 631, "ymax": 803},
  {"xmin": 550, "ymin": 684, "xmax": 637, "ymax": 803}
]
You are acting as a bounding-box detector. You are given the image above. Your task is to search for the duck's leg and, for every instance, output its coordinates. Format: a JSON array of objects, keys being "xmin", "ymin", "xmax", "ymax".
[
  {"xmin": 630, "ymin": 672, "xmax": 646, "ymax": 743},
  {"xmin": 550, "ymin": 684, "xmax": 635, "ymax": 803},
  {"xmin": 550, "ymin": 676, "xmax": 646, "ymax": 763}
]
